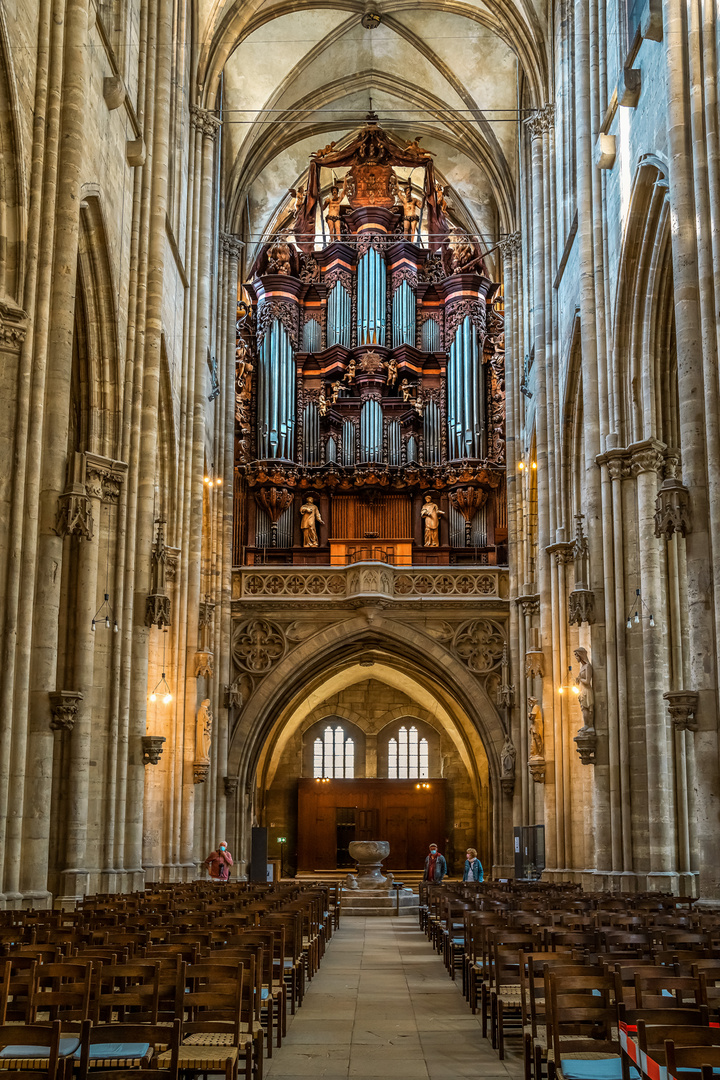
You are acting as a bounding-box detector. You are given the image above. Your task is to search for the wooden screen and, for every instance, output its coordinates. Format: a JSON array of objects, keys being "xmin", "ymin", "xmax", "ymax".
[
  {"xmin": 297, "ymin": 778, "xmax": 446, "ymax": 871},
  {"xmin": 330, "ymin": 494, "xmax": 412, "ymax": 539}
]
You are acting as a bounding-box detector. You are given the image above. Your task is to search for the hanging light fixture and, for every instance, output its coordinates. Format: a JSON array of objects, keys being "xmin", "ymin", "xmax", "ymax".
[
  {"xmin": 91, "ymin": 505, "xmax": 119, "ymax": 632},
  {"xmin": 149, "ymin": 629, "xmax": 172, "ymax": 704},
  {"xmin": 625, "ymin": 588, "xmax": 655, "ymax": 630}
]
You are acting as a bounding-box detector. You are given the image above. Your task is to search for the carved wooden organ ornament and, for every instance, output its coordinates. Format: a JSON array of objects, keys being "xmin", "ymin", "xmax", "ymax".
[{"xmin": 235, "ymin": 119, "xmax": 507, "ymax": 567}]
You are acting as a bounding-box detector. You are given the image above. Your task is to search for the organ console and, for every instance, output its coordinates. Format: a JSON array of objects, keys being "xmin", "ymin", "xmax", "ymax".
[{"xmin": 234, "ymin": 115, "xmax": 507, "ymax": 568}]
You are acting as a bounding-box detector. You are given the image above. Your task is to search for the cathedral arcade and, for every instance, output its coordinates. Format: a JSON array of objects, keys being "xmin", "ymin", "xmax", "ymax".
[{"xmin": 0, "ymin": 0, "xmax": 719, "ymax": 903}]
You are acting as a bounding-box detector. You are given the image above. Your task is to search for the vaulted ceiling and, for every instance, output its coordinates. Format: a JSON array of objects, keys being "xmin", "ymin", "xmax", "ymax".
[{"xmin": 196, "ymin": 0, "xmax": 549, "ymax": 272}]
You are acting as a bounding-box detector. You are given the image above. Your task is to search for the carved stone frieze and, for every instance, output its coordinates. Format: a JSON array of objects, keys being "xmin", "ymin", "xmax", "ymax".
[
  {"xmin": 232, "ymin": 618, "xmax": 286, "ymax": 674},
  {"xmin": 142, "ymin": 735, "xmax": 166, "ymax": 766},
  {"xmin": 655, "ymin": 477, "xmax": 691, "ymax": 539},
  {"xmin": 49, "ymin": 690, "xmax": 83, "ymax": 732},
  {"xmin": 568, "ymin": 587, "xmax": 596, "ymax": 626},
  {"xmin": 257, "ymin": 300, "xmax": 299, "ymax": 350},
  {"xmin": 663, "ymin": 689, "xmax": 699, "ymax": 732}
]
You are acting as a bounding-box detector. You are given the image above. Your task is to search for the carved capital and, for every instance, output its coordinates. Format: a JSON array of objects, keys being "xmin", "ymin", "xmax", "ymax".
[
  {"xmin": 84, "ymin": 452, "xmax": 127, "ymax": 503},
  {"xmin": 224, "ymin": 776, "xmax": 239, "ymax": 797},
  {"xmin": 499, "ymin": 231, "xmax": 521, "ymax": 261},
  {"xmin": 190, "ymin": 104, "xmax": 221, "ymax": 139},
  {"xmin": 220, "ymin": 232, "xmax": 244, "ymax": 261},
  {"xmin": 516, "ymin": 593, "xmax": 540, "ymax": 617},
  {"xmin": 525, "ymin": 649, "xmax": 545, "ymax": 679},
  {"xmin": 568, "ymin": 587, "xmax": 596, "ymax": 626},
  {"xmin": 193, "ymin": 763, "xmax": 210, "ymax": 785},
  {"xmin": 142, "ymin": 735, "xmax": 166, "ymax": 766},
  {"xmin": 56, "ymin": 490, "xmax": 94, "ymax": 540},
  {"xmin": 528, "ymin": 761, "xmax": 546, "ymax": 784},
  {"xmin": 195, "ymin": 650, "xmax": 214, "ymax": 679},
  {"xmin": 524, "ymin": 103, "xmax": 554, "ymax": 140},
  {"xmin": 49, "ymin": 690, "xmax": 83, "ymax": 732},
  {"xmin": 574, "ymin": 726, "xmax": 597, "ymax": 765},
  {"xmin": 145, "ymin": 593, "xmax": 172, "ymax": 629},
  {"xmin": 663, "ymin": 689, "xmax": 699, "ymax": 732},
  {"xmin": 0, "ymin": 300, "xmax": 29, "ymax": 348},
  {"xmin": 655, "ymin": 477, "xmax": 691, "ymax": 539}
]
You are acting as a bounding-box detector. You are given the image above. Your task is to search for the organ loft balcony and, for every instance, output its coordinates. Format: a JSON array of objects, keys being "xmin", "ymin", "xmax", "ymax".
[{"xmin": 234, "ymin": 118, "xmax": 507, "ymax": 574}]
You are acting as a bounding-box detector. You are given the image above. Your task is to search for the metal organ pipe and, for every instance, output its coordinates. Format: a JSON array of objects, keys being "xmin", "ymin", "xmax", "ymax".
[
  {"xmin": 392, "ymin": 280, "xmax": 416, "ymax": 348},
  {"xmin": 328, "ymin": 283, "xmax": 350, "ymax": 348},
  {"xmin": 447, "ymin": 315, "xmax": 482, "ymax": 460},
  {"xmin": 259, "ymin": 318, "xmax": 295, "ymax": 459},
  {"xmin": 358, "ymin": 248, "xmax": 386, "ymax": 344},
  {"xmin": 360, "ymin": 399, "xmax": 382, "ymax": 462}
]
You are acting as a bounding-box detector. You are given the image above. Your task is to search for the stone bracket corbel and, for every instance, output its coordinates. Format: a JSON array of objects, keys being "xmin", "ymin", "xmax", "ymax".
[
  {"xmin": 574, "ymin": 726, "xmax": 597, "ymax": 765},
  {"xmin": 528, "ymin": 761, "xmax": 546, "ymax": 784},
  {"xmin": 126, "ymin": 137, "xmax": 146, "ymax": 167},
  {"xmin": 49, "ymin": 690, "xmax": 83, "ymax": 732},
  {"xmin": 617, "ymin": 66, "xmax": 641, "ymax": 107},
  {"xmin": 663, "ymin": 690, "xmax": 699, "ymax": 732},
  {"xmin": 194, "ymin": 763, "xmax": 209, "ymax": 785},
  {"xmin": 594, "ymin": 133, "xmax": 617, "ymax": 170},
  {"xmin": 195, "ymin": 650, "xmax": 214, "ymax": 679},
  {"xmin": 640, "ymin": 0, "xmax": 663, "ymax": 40},
  {"xmin": 103, "ymin": 75, "xmax": 126, "ymax": 110},
  {"xmin": 654, "ymin": 477, "xmax": 691, "ymax": 539},
  {"xmin": 145, "ymin": 594, "xmax": 171, "ymax": 629},
  {"xmin": 224, "ymin": 776, "xmax": 239, "ymax": 797},
  {"xmin": 568, "ymin": 587, "xmax": 596, "ymax": 626},
  {"xmin": 142, "ymin": 735, "xmax": 166, "ymax": 766}
]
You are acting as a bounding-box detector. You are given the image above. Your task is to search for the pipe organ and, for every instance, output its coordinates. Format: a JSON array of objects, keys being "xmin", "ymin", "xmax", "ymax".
[{"xmin": 235, "ymin": 120, "xmax": 506, "ymax": 567}]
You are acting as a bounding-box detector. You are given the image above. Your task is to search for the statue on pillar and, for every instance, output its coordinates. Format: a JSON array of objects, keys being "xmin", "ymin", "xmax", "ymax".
[
  {"xmin": 574, "ymin": 647, "xmax": 594, "ymax": 732},
  {"xmin": 528, "ymin": 698, "xmax": 544, "ymax": 760},
  {"xmin": 196, "ymin": 699, "xmax": 213, "ymax": 766},
  {"xmin": 300, "ymin": 495, "xmax": 324, "ymax": 547},
  {"xmin": 421, "ymin": 494, "xmax": 444, "ymax": 547}
]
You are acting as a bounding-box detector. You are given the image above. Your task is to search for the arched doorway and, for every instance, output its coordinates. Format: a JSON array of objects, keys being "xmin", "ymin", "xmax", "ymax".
[{"xmin": 226, "ymin": 607, "xmax": 513, "ymax": 879}]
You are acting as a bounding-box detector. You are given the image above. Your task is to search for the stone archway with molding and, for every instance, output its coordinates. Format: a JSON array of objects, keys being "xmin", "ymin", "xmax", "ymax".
[{"xmin": 227, "ymin": 563, "xmax": 514, "ymax": 878}]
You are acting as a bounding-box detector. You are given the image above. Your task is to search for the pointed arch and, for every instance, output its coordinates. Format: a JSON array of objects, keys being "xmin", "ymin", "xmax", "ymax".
[
  {"xmin": 0, "ymin": 5, "xmax": 27, "ymax": 303},
  {"xmin": 76, "ymin": 192, "xmax": 121, "ymax": 457}
]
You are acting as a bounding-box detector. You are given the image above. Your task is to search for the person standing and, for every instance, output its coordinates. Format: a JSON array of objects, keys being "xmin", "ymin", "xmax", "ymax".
[
  {"xmin": 463, "ymin": 847, "xmax": 483, "ymax": 882},
  {"xmin": 204, "ymin": 841, "xmax": 233, "ymax": 882},
  {"xmin": 423, "ymin": 843, "xmax": 447, "ymax": 882}
]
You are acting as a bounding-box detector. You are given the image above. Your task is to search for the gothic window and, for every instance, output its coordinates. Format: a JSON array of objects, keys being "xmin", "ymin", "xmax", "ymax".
[
  {"xmin": 313, "ymin": 725, "xmax": 355, "ymax": 778},
  {"xmin": 387, "ymin": 725, "xmax": 429, "ymax": 779}
]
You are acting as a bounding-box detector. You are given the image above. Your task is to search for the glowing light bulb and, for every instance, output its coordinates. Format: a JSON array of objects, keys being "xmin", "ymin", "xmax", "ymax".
[
  {"xmin": 216, "ymin": 478, "xmax": 222, "ymax": 486},
  {"xmin": 572, "ymin": 685, "xmax": 579, "ymax": 695},
  {"xmin": 204, "ymin": 476, "xmax": 210, "ymax": 484},
  {"xmin": 531, "ymin": 461, "xmax": 537, "ymax": 469},
  {"xmin": 518, "ymin": 462, "xmax": 525, "ymax": 471},
  {"xmin": 558, "ymin": 685, "xmax": 564, "ymax": 695},
  {"xmin": 149, "ymin": 692, "xmax": 157, "ymax": 703},
  {"xmin": 163, "ymin": 692, "xmax": 172, "ymax": 705}
]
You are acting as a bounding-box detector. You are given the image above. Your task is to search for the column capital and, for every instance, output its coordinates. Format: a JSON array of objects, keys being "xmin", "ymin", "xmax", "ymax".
[
  {"xmin": 190, "ymin": 104, "xmax": 221, "ymax": 139},
  {"xmin": 499, "ymin": 231, "xmax": 521, "ymax": 260},
  {"xmin": 524, "ymin": 103, "xmax": 554, "ymax": 139},
  {"xmin": 220, "ymin": 232, "xmax": 245, "ymax": 260}
]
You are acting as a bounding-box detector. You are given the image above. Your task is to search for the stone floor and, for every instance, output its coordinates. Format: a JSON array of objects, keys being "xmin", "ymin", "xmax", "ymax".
[{"xmin": 265, "ymin": 916, "xmax": 525, "ymax": 1079}]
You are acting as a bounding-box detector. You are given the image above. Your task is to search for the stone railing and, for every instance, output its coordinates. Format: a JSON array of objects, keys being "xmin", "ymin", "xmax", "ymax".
[{"xmin": 234, "ymin": 563, "xmax": 509, "ymax": 602}]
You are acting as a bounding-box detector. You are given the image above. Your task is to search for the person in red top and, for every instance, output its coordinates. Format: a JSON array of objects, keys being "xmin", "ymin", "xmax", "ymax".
[
  {"xmin": 423, "ymin": 843, "xmax": 447, "ymax": 882},
  {"xmin": 204, "ymin": 841, "xmax": 233, "ymax": 882}
]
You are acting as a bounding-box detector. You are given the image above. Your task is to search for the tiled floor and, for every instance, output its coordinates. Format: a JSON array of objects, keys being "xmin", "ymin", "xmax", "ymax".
[{"xmin": 265, "ymin": 916, "xmax": 524, "ymax": 1079}]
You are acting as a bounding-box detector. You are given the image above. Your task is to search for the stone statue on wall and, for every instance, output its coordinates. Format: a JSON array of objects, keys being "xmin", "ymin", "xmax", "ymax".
[
  {"xmin": 528, "ymin": 697, "xmax": 543, "ymax": 760},
  {"xmin": 421, "ymin": 494, "xmax": 444, "ymax": 547},
  {"xmin": 501, "ymin": 735, "xmax": 516, "ymax": 778},
  {"xmin": 574, "ymin": 647, "xmax": 594, "ymax": 731},
  {"xmin": 196, "ymin": 698, "xmax": 213, "ymax": 764},
  {"xmin": 300, "ymin": 495, "xmax": 324, "ymax": 547}
]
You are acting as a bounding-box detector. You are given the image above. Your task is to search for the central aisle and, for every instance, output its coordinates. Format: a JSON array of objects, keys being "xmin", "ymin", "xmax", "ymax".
[{"xmin": 265, "ymin": 917, "xmax": 524, "ymax": 1079}]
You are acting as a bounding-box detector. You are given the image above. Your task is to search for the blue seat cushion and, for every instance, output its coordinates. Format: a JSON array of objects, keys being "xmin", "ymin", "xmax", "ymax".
[
  {"xmin": 1, "ymin": 1038, "xmax": 80, "ymax": 1059},
  {"xmin": 560, "ymin": 1059, "xmax": 640, "ymax": 1080},
  {"xmin": 73, "ymin": 1043, "xmax": 151, "ymax": 1063},
  {"xmin": 261, "ymin": 988, "xmax": 269, "ymax": 1000}
]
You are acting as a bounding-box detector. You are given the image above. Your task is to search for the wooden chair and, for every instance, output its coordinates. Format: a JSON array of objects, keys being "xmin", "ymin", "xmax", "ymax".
[
  {"xmin": 174, "ymin": 961, "xmax": 259, "ymax": 1080},
  {"xmin": 665, "ymin": 1042, "xmax": 720, "ymax": 1080},
  {"xmin": 546, "ymin": 972, "xmax": 621, "ymax": 1080},
  {"xmin": 0, "ymin": 1020, "xmax": 71, "ymax": 1080},
  {"xmin": 76, "ymin": 1018, "xmax": 181, "ymax": 1080}
]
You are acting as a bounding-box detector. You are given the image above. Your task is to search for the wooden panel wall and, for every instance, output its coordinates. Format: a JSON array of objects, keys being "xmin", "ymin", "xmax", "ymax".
[
  {"xmin": 330, "ymin": 494, "xmax": 412, "ymax": 540},
  {"xmin": 297, "ymin": 778, "xmax": 447, "ymax": 871}
]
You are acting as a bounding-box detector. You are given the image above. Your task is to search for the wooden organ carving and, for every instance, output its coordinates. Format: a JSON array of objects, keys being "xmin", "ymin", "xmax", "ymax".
[{"xmin": 235, "ymin": 117, "xmax": 507, "ymax": 567}]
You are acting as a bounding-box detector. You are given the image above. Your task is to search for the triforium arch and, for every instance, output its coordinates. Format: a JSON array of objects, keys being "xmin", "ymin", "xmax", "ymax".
[{"xmin": 226, "ymin": 615, "xmax": 512, "ymax": 878}]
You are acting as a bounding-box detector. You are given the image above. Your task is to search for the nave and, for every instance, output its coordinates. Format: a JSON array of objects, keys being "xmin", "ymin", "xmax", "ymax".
[{"xmin": 263, "ymin": 917, "xmax": 522, "ymax": 1080}]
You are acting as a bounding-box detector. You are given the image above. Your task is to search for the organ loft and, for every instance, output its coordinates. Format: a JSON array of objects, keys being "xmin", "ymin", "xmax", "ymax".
[{"xmin": 234, "ymin": 119, "xmax": 507, "ymax": 568}]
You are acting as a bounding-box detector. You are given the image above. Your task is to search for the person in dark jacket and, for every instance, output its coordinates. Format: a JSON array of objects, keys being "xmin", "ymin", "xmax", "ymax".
[
  {"xmin": 423, "ymin": 843, "xmax": 447, "ymax": 882},
  {"xmin": 463, "ymin": 847, "xmax": 483, "ymax": 882}
]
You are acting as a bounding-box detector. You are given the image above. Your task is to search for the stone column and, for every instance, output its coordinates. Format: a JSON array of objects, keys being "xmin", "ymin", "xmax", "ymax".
[{"xmin": 663, "ymin": 0, "xmax": 720, "ymax": 898}]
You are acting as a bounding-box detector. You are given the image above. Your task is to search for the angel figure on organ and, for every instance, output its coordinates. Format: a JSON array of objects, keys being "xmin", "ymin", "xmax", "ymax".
[{"xmin": 323, "ymin": 176, "xmax": 349, "ymax": 239}]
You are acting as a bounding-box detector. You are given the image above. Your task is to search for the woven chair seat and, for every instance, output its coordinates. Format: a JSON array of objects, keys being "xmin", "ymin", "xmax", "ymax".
[{"xmin": 158, "ymin": 1045, "xmax": 239, "ymax": 1070}]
